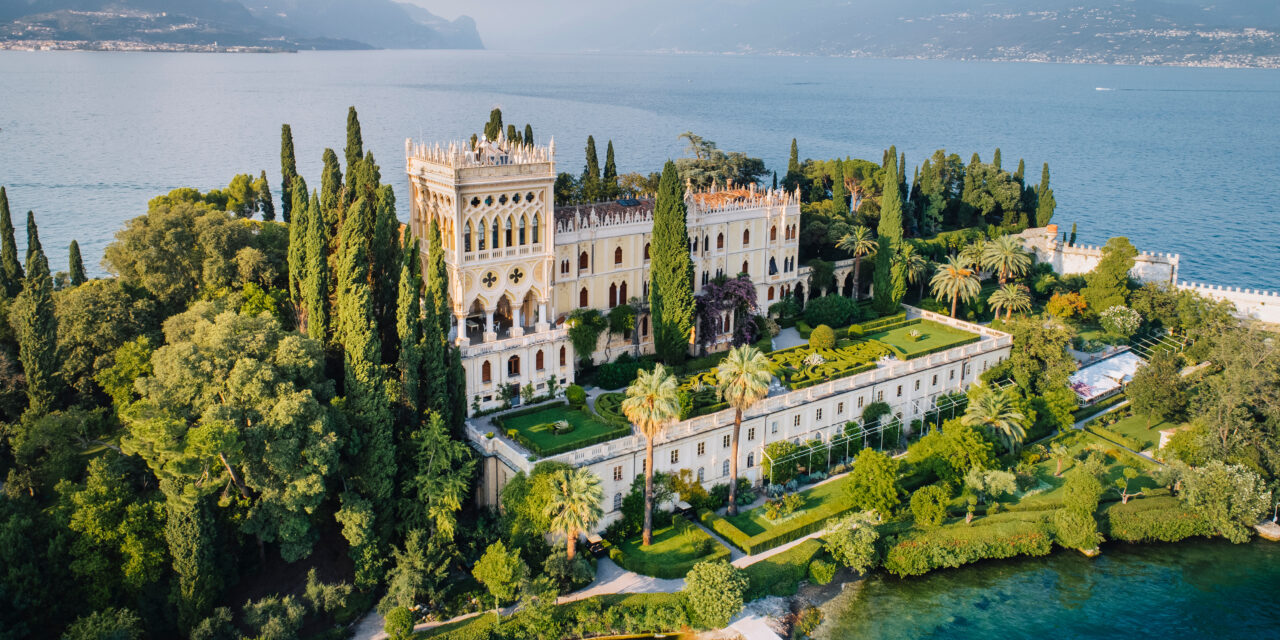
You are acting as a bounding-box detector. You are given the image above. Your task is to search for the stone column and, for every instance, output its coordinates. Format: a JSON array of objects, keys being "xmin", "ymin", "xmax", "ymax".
[
  {"xmin": 536, "ymin": 300, "xmax": 550, "ymax": 333},
  {"xmin": 511, "ymin": 307, "xmax": 525, "ymax": 338},
  {"xmin": 484, "ymin": 309, "xmax": 497, "ymax": 342}
]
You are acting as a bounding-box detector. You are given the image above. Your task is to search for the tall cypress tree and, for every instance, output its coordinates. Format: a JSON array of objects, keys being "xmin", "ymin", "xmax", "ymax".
[
  {"xmin": 523, "ymin": 123, "xmax": 534, "ymax": 146},
  {"xmin": 603, "ymin": 140, "xmax": 618, "ymax": 200},
  {"xmin": 11, "ymin": 211, "xmax": 58, "ymax": 417},
  {"xmin": 68, "ymin": 240, "xmax": 86, "ymax": 286},
  {"xmin": 287, "ymin": 175, "xmax": 310, "ymax": 307},
  {"xmin": 303, "ymin": 191, "xmax": 330, "ymax": 343},
  {"xmin": 1014, "ymin": 158, "xmax": 1026, "ymax": 184},
  {"xmin": 280, "ymin": 124, "xmax": 297, "ymax": 223},
  {"xmin": 783, "ymin": 138, "xmax": 802, "ymax": 193},
  {"xmin": 831, "ymin": 159, "xmax": 849, "ymax": 217},
  {"xmin": 649, "ymin": 161, "xmax": 694, "ymax": 365},
  {"xmin": 424, "ymin": 219, "xmax": 451, "ymax": 340},
  {"xmin": 255, "ymin": 170, "xmax": 275, "ymax": 221},
  {"xmin": 992, "ymin": 148, "xmax": 1002, "ymax": 171},
  {"xmin": 344, "ymin": 107, "xmax": 364, "ymax": 195},
  {"xmin": 1036, "ymin": 163, "xmax": 1056, "ymax": 227},
  {"xmin": 0, "ymin": 187, "xmax": 23, "ymax": 297},
  {"xmin": 396, "ymin": 236, "xmax": 424, "ymax": 424},
  {"xmin": 372, "ymin": 184, "xmax": 403, "ymax": 363},
  {"xmin": 447, "ymin": 345, "xmax": 467, "ymax": 432},
  {"xmin": 484, "ymin": 108, "xmax": 503, "ymax": 141},
  {"xmin": 581, "ymin": 136, "xmax": 601, "ymax": 202},
  {"xmin": 336, "ymin": 197, "xmax": 375, "ymax": 348},
  {"xmin": 1069, "ymin": 222, "xmax": 1078, "ymax": 246},
  {"xmin": 505, "ymin": 123, "xmax": 518, "ymax": 143},
  {"xmin": 874, "ymin": 162, "xmax": 905, "ymax": 315},
  {"xmin": 320, "ymin": 149, "xmax": 343, "ymax": 221}
]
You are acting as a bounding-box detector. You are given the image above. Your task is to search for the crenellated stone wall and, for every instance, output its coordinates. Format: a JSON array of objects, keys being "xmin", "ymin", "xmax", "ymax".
[
  {"xmin": 1176, "ymin": 281, "xmax": 1280, "ymax": 324},
  {"xmin": 1015, "ymin": 226, "xmax": 1180, "ymax": 284}
]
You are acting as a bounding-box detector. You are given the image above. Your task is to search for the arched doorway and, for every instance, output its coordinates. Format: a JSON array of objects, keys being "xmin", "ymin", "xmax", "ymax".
[
  {"xmin": 466, "ymin": 299, "xmax": 485, "ymax": 342},
  {"xmin": 494, "ymin": 296, "xmax": 513, "ymax": 337}
]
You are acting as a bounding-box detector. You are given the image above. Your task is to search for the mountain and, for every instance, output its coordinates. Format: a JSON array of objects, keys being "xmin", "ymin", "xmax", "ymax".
[{"xmin": 0, "ymin": 0, "xmax": 482, "ymax": 51}]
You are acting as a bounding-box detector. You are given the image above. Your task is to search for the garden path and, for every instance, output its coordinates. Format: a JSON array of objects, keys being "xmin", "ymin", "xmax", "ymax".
[
  {"xmin": 773, "ymin": 327, "xmax": 806, "ymax": 350},
  {"xmin": 1071, "ymin": 399, "xmax": 1163, "ymax": 465},
  {"xmin": 729, "ymin": 614, "xmax": 785, "ymax": 640},
  {"xmin": 557, "ymin": 557, "xmax": 685, "ymax": 603}
]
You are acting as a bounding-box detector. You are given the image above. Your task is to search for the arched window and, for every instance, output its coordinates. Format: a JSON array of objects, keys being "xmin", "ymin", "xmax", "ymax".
[
  {"xmin": 770, "ymin": 225, "xmax": 777, "ymax": 242},
  {"xmin": 717, "ymin": 233, "xmax": 724, "ymax": 249},
  {"xmin": 619, "ymin": 281, "xmax": 627, "ymax": 304},
  {"xmin": 508, "ymin": 356, "xmax": 520, "ymax": 377},
  {"xmin": 768, "ymin": 286, "xmax": 775, "ymax": 301},
  {"xmin": 579, "ymin": 287, "xmax": 589, "ymax": 308},
  {"xmin": 743, "ymin": 229, "xmax": 750, "ymax": 246},
  {"xmin": 481, "ymin": 361, "xmax": 492, "ymax": 383},
  {"xmin": 613, "ymin": 493, "xmax": 622, "ymax": 511},
  {"xmin": 614, "ymin": 246, "xmax": 623, "ymax": 265},
  {"xmin": 518, "ymin": 216, "xmax": 527, "ymax": 245},
  {"xmin": 477, "ymin": 218, "xmax": 487, "ymax": 250},
  {"xmin": 703, "ymin": 235, "xmax": 709, "ymax": 252},
  {"xmin": 769, "ymin": 257, "xmax": 778, "ymax": 275},
  {"xmin": 609, "ymin": 283, "xmax": 618, "ymax": 308},
  {"xmin": 742, "ymin": 260, "xmax": 749, "ymax": 275},
  {"xmin": 747, "ymin": 453, "xmax": 754, "ymax": 468},
  {"xmin": 464, "ymin": 222, "xmax": 473, "ymax": 252},
  {"xmin": 579, "ymin": 251, "xmax": 589, "ymax": 271},
  {"xmin": 561, "ymin": 260, "xmax": 569, "ymax": 274},
  {"xmin": 722, "ymin": 460, "xmax": 730, "ymax": 476},
  {"xmin": 504, "ymin": 217, "xmax": 513, "ymax": 247},
  {"xmin": 697, "ymin": 467, "xmax": 705, "ymax": 482},
  {"xmin": 559, "ymin": 346, "xmax": 566, "ymax": 366},
  {"xmin": 491, "ymin": 218, "xmax": 500, "ymax": 249},
  {"xmin": 641, "ymin": 316, "xmax": 648, "ymax": 336},
  {"xmin": 536, "ymin": 350, "xmax": 544, "ymax": 370},
  {"xmin": 644, "ymin": 242, "xmax": 650, "ymax": 260},
  {"xmin": 532, "ymin": 214, "xmax": 541, "ymax": 244}
]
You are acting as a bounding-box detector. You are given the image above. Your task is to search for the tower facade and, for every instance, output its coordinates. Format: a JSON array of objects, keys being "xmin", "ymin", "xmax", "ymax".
[{"xmin": 407, "ymin": 135, "xmax": 573, "ymax": 412}]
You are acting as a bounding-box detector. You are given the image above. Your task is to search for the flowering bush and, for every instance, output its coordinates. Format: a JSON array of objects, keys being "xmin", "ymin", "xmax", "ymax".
[
  {"xmin": 1099, "ymin": 305, "xmax": 1141, "ymax": 339},
  {"xmin": 802, "ymin": 352, "xmax": 826, "ymax": 367}
]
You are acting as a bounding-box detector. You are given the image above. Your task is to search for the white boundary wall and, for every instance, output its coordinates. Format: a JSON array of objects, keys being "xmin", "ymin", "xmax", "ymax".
[{"xmin": 1177, "ymin": 281, "xmax": 1280, "ymax": 324}]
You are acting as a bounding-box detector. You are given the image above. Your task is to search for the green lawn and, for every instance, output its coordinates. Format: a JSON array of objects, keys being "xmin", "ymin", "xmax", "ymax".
[
  {"xmin": 612, "ymin": 520, "xmax": 730, "ymax": 578},
  {"xmin": 1101, "ymin": 413, "xmax": 1179, "ymax": 451},
  {"xmin": 726, "ymin": 475, "xmax": 850, "ymax": 536},
  {"xmin": 866, "ymin": 320, "xmax": 978, "ymax": 358},
  {"xmin": 500, "ymin": 405, "xmax": 630, "ymax": 456}
]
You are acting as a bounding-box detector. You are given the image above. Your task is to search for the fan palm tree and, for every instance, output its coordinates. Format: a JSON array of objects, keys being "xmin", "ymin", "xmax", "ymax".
[
  {"xmin": 622, "ymin": 364, "xmax": 681, "ymax": 546},
  {"xmin": 543, "ymin": 468, "xmax": 604, "ymax": 560},
  {"xmin": 836, "ymin": 225, "xmax": 876, "ymax": 300},
  {"xmin": 981, "ymin": 235, "xmax": 1032, "ymax": 284},
  {"xmin": 895, "ymin": 243, "xmax": 931, "ymax": 301},
  {"xmin": 987, "ymin": 284, "xmax": 1032, "ymax": 320},
  {"xmin": 961, "ymin": 387, "xmax": 1027, "ymax": 452},
  {"xmin": 716, "ymin": 344, "xmax": 773, "ymax": 516},
  {"xmin": 929, "ymin": 256, "xmax": 982, "ymax": 317}
]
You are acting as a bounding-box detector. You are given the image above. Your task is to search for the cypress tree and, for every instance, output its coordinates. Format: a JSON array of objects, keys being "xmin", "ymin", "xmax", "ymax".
[
  {"xmin": 1069, "ymin": 223, "xmax": 1078, "ymax": 246},
  {"xmin": 396, "ymin": 236, "xmax": 423, "ymax": 423},
  {"xmin": 1014, "ymin": 159, "xmax": 1025, "ymax": 184},
  {"xmin": 372, "ymin": 184, "xmax": 402, "ymax": 363},
  {"xmin": 1036, "ymin": 163, "xmax": 1056, "ymax": 227},
  {"xmin": 320, "ymin": 149, "xmax": 343, "ymax": 222},
  {"xmin": 424, "ymin": 219, "xmax": 451, "ymax": 339},
  {"xmin": 831, "ymin": 159, "xmax": 849, "ymax": 217},
  {"xmin": 68, "ymin": 240, "xmax": 86, "ymax": 286},
  {"xmin": 772, "ymin": 171, "xmax": 778, "ymax": 190},
  {"xmin": 303, "ymin": 191, "xmax": 330, "ymax": 343},
  {"xmin": 344, "ymin": 107, "xmax": 364, "ymax": 194},
  {"xmin": 506, "ymin": 123, "xmax": 518, "ymax": 143},
  {"xmin": 523, "ymin": 123, "xmax": 534, "ymax": 146},
  {"xmin": 255, "ymin": 170, "xmax": 275, "ymax": 221},
  {"xmin": 649, "ymin": 161, "xmax": 694, "ymax": 365},
  {"xmin": 280, "ymin": 124, "xmax": 297, "ymax": 223},
  {"xmin": 603, "ymin": 140, "xmax": 618, "ymax": 200},
  {"xmin": 422, "ymin": 220, "xmax": 451, "ymax": 417},
  {"xmin": 336, "ymin": 197, "xmax": 375, "ymax": 348},
  {"xmin": 11, "ymin": 211, "xmax": 58, "ymax": 417},
  {"xmin": 783, "ymin": 138, "xmax": 802, "ymax": 193},
  {"xmin": 0, "ymin": 187, "xmax": 23, "ymax": 297},
  {"xmin": 447, "ymin": 344, "xmax": 467, "ymax": 432},
  {"xmin": 874, "ymin": 163, "xmax": 905, "ymax": 315},
  {"xmin": 992, "ymin": 148, "xmax": 1002, "ymax": 171},
  {"xmin": 469, "ymin": 133, "xmax": 478, "ymax": 150},
  {"xmin": 581, "ymin": 136, "xmax": 601, "ymax": 202},
  {"xmin": 287, "ymin": 175, "xmax": 310, "ymax": 306},
  {"xmin": 166, "ymin": 499, "xmax": 222, "ymax": 632},
  {"xmin": 485, "ymin": 108, "xmax": 503, "ymax": 141},
  {"xmin": 908, "ymin": 167, "xmax": 923, "ymax": 237}
]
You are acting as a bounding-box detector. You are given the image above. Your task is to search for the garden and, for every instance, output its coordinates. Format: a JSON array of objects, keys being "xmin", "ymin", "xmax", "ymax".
[
  {"xmin": 607, "ymin": 516, "xmax": 731, "ymax": 579},
  {"xmin": 491, "ymin": 401, "xmax": 631, "ymax": 457}
]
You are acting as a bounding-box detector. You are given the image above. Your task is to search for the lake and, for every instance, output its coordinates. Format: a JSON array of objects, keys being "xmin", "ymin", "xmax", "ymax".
[
  {"xmin": 817, "ymin": 539, "xmax": 1280, "ymax": 639},
  {"xmin": 0, "ymin": 50, "xmax": 1277, "ymax": 287}
]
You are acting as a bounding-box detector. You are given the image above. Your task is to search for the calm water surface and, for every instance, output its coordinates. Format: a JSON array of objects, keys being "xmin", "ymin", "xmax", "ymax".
[
  {"xmin": 818, "ymin": 540, "xmax": 1280, "ymax": 639},
  {"xmin": 0, "ymin": 50, "xmax": 1277, "ymax": 286}
]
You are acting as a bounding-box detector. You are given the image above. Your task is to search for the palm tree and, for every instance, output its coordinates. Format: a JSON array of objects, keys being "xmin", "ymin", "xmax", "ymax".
[
  {"xmin": 987, "ymin": 284, "xmax": 1032, "ymax": 320},
  {"xmin": 981, "ymin": 235, "xmax": 1032, "ymax": 284},
  {"xmin": 929, "ymin": 256, "xmax": 982, "ymax": 317},
  {"xmin": 621, "ymin": 364, "xmax": 680, "ymax": 546},
  {"xmin": 896, "ymin": 243, "xmax": 930, "ymax": 301},
  {"xmin": 715, "ymin": 344, "xmax": 773, "ymax": 516},
  {"xmin": 543, "ymin": 468, "xmax": 604, "ymax": 560},
  {"xmin": 958, "ymin": 241, "xmax": 985, "ymax": 271},
  {"xmin": 836, "ymin": 225, "xmax": 876, "ymax": 300},
  {"xmin": 961, "ymin": 387, "xmax": 1027, "ymax": 452}
]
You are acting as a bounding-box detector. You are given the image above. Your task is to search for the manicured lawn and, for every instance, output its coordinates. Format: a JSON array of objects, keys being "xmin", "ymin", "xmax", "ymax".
[
  {"xmin": 726, "ymin": 476, "xmax": 850, "ymax": 536},
  {"xmin": 1101, "ymin": 413, "xmax": 1178, "ymax": 451},
  {"xmin": 612, "ymin": 520, "xmax": 730, "ymax": 578},
  {"xmin": 866, "ymin": 320, "xmax": 978, "ymax": 358},
  {"xmin": 500, "ymin": 405, "xmax": 630, "ymax": 456}
]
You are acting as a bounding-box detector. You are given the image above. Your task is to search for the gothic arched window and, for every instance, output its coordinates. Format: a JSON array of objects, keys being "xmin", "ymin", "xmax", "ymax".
[
  {"xmin": 518, "ymin": 216, "xmax": 527, "ymax": 245},
  {"xmin": 609, "ymin": 283, "xmax": 618, "ymax": 308},
  {"xmin": 579, "ymin": 251, "xmax": 589, "ymax": 271},
  {"xmin": 644, "ymin": 243, "xmax": 650, "ymax": 260},
  {"xmin": 481, "ymin": 361, "xmax": 492, "ymax": 383},
  {"xmin": 579, "ymin": 287, "xmax": 589, "ymax": 308},
  {"xmin": 770, "ymin": 225, "xmax": 777, "ymax": 242},
  {"xmin": 532, "ymin": 214, "xmax": 541, "ymax": 243},
  {"xmin": 536, "ymin": 350, "xmax": 544, "ymax": 370},
  {"xmin": 614, "ymin": 246, "xmax": 623, "ymax": 265},
  {"xmin": 504, "ymin": 217, "xmax": 513, "ymax": 247},
  {"xmin": 717, "ymin": 233, "xmax": 725, "ymax": 249},
  {"xmin": 743, "ymin": 229, "xmax": 750, "ymax": 246},
  {"xmin": 491, "ymin": 218, "xmax": 499, "ymax": 249},
  {"xmin": 477, "ymin": 218, "xmax": 487, "ymax": 250},
  {"xmin": 464, "ymin": 222, "xmax": 473, "ymax": 252}
]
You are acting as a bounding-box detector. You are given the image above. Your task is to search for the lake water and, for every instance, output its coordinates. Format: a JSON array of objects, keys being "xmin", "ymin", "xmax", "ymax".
[
  {"xmin": 0, "ymin": 50, "xmax": 1277, "ymax": 287},
  {"xmin": 818, "ymin": 540, "xmax": 1280, "ymax": 639}
]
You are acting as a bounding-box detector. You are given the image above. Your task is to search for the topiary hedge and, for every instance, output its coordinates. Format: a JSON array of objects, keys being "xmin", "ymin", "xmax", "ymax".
[
  {"xmin": 809, "ymin": 324, "xmax": 836, "ymax": 350},
  {"xmin": 883, "ymin": 513, "xmax": 1054, "ymax": 577},
  {"xmin": 1104, "ymin": 496, "xmax": 1213, "ymax": 543},
  {"xmin": 743, "ymin": 538, "xmax": 826, "ymax": 600},
  {"xmin": 593, "ymin": 392, "xmax": 630, "ymax": 427},
  {"xmin": 699, "ymin": 495, "xmax": 858, "ymax": 556}
]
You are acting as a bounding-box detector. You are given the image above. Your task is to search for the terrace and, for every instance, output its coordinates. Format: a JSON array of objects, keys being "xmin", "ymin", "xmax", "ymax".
[{"xmin": 492, "ymin": 402, "xmax": 631, "ymax": 458}]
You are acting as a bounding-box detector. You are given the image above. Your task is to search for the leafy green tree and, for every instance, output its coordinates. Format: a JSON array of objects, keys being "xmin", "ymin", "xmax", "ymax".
[
  {"xmin": 0, "ymin": 187, "xmax": 23, "ymax": 296},
  {"xmin": 54, "ymin": 279, "xmax": 157, "ymax": 401},
  {"xmin": 473, "ymin": 540, "xmax": 527, "ymax": 612},
  {"xmin": 1053, "ymin": 465, "xmax": 1104, "ymax": 550},
  {"xmin": 1182, "ymin": 461, "xmax": 1271, "ymax": 543},
  {"xmin": 189, "ymin": 607, "xmax": 237, "ymax": 640},
  {"xmin": 649, "ymin": 162, "xmax": 695, "ymax": 365},
  {"xmin": 716, "ymin": 345, "xmax": 772, "ymax": 515},
  {"xmin": 543, "ymin": 468, "xmax": 603, "ymax": 559},
  {"xmin": 254, "ymin": 171, "xmax": 275, "ymax": 221},
  {"xmin": 963, "ymin": 467, "xmax": 1017, "ymax": 504},
  {"xmin": 484, "ymin": 108, "xmax": 503, "ymax": 142},
  {"xmin": 823, "ymin": 511, "xmax": 880, "ymax": 573},
  {"xmin": 344, "ymin": 106, "xmax": 364, "ymax": 195},
  {"xmin": 961, "ymin": 387, "xmax": 1027, "ymax": 452},
  {"xmin": 280, "ymin": 124, "xmax": 297, "ymax": 222},
  {"xmin": 95, "ymin": 336, "xmax": 153, "ymax": 411},
  {"xmin": 846, "ymin": 448, "xmax": 900, "ymax": 516},
  {"xmin": 378, "ymin": 528, "xmax": 452, "ymax": 614},
  {"xmin": 302, "ymin": 191, "xmax": 329, "ymax": 342},
  {"xmin": 62, "ymin": 607, "xmax": 144, "ymax": 640},
  {"xmin": 684, "ymin": 561, "xmax": 748, "ymax": 628},
  {"xmin": 910, "ymin": 484, "xmax": 950, "ymax": 527},
  {"xmin": 384, "ymin": 607, "xmax": 414, "ymax": 640},
  {"xmin": 1081, "ymin": 237, "xmax": 1137, "ymax": 313},
  {"xmin": 1002, "ymin": 314, "xmax": 1076, "ymax": 394},
  {"xmin": 242, "ymin": 595, "xmax": 306, "ymax": 640},
  {"xmin": 120, "ymin": 304, "xmax": 339, "ymax": 561},
  {"xmin": 622, "ymin": 364, "xmax": 680, "ymax": 545},
  {"xmin": 11, "ymin": 212, "xmax": 59, "ymax": 418},
  {"xmin": 320, "ymin": 148, "xmax": 343, "ymax": 223},
  {"xmin": 1035, "ymin": 163, "xmax": 1056, "ymax": 227},
  {"xmin": 904, "ymin": 419, "xmax": 995, "ymax": 485},
  {"xmin": 1127, "ymin": 350, "xmax": 1187, "ymax": 428},
  {"xmin": 929, "ymin": 256, "xmax": 980, "ymax": 317},
  {"xmin": 225, "ymin": 173, "xmax": 257, "ymax": 218},
  {"xmin": 566, "ymin": 308, "xmax": 607, "ymax": 366},
  {"xmin": 836, "ymin": 226, "xmax": 875, "ymax": 301},
  {"xmin": 68, "ymin": 240, "xmax": 87, "ymax": 286},
  {"xmin": 402, "ymin": 411, "xmax": 473, "ymax": 539}
]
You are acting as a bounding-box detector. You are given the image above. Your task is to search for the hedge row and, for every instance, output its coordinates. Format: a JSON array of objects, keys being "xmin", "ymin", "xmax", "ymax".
[
  {"xmin": 699, "ymin": 496, "xmax": 856, "ymax": 555},
  {"xmin": 879, "ymin": 334, "xmax": 982, "ymax": 361},
  {"xmin": 883, "ymin": 513, "xmax": 1055, "ymax": 577},
  {"xmin": 607, "ymin": 517, "xmax": 731, "ymax": 579},
  {"xmin": 1072, "ymin": 393, "xmax": 1127, "ymax": 422},
  {"xmin": 788, "ymin": 362, "xmax": 878, "ymax": 390},
  {"xmin": 1085, "ymin": 424, "xmax": 1146, "ymax": 453},
  {"xmin": 592, "ymin": 393, "xmax": 630, "ymax": 427},
  {"xmin": 743, "ymin": 538, "xmax": 826, "ymax": 600},
  {"xmin": 1104, "ymin": 496, "xmax": 1213, "ymax": 543},
  {"xmin": 421, "ymin": 592, "xmax": 692, "ymax": 640},
  {"xmin": 489, "ymin": 401, "xmax": 570, "ymax": 428},
  {"xmin": 846, "ymin": 312, "xmax": 910, "ymax": 337}
]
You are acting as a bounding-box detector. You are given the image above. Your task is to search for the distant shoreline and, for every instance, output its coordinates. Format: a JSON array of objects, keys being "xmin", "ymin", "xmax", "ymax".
[{"xmin": 0, "ymin": 40, "xmax": 295, "ymax": 54}]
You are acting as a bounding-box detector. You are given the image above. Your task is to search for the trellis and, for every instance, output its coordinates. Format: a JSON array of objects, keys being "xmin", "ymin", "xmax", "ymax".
[{"xmin": 1128, "ymin": 328, "xmax": 1186, "ymax": 360}]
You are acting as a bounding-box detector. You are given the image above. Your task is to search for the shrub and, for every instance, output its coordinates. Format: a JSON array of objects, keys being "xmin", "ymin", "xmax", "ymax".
[
  {"xmin": 808, "ymin": 558, "xmax": 837, "ymax": 585},
  {"xmin": 804, "ymin": 294, "xmax": 855, "ymax": 328},
  {"xmin": 793, "ymin": 606, "xmax": 823, "ymax": 639},
  {"xmin": 884, "ymin": 515, "xmax": 1054, "ymax": 577},
  {"xmin": 743, "ymin": 539, "xmax": 825, "ymax": 600},
  {"xmin": 544, "ymin": 549, "xmax": 595, "ymax": 591},
  {"xmin": 846, "ymin": 448, "xmax": 900, "ymax": 516},
  {"xmin": 1099, "ymin": 305, "xmax": 1141, "ymax": 339},
  {"xmin": 1104, "ymin": 496, "xmax": 1213, "ymax": 543},
  {"xmin": 595, "ymin": 353, "xmax": 654, "ymax": 390},
  {"xmin": 684, "ymin": 561, "xmax": 748, "ymax": 629},
  {"xmin": 565, "ymin": 385, "xmax": 587, "ymax": 407},
  {"xmin": 809, "ymin": 324, "xmax": 836, "ymax": 350},
  {"xmin": 823, "ymin": 512, "xmax": 879, "ymax": 573},
  {"xmin": 384, "ymin": 607, "xmax": 414, "ymax": 640},
  {"xmin": 910, "ymin": 484, "xmax": 950, "ymax": 527}
]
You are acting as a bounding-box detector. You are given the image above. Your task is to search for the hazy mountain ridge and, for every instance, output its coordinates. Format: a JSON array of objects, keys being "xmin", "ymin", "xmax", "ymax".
[{"xmin": 0, "ymin": 0, "xmax": 482, "ymax": 51}]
